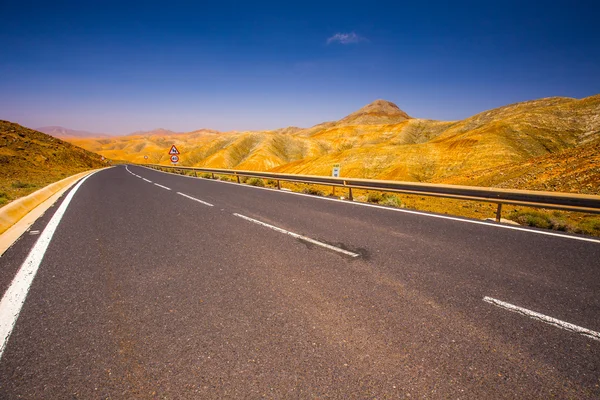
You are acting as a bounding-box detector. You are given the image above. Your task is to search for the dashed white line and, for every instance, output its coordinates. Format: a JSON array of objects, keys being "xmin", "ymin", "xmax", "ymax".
[
  {"xmin": 233, "ymin": 213, "xmax": 359, "ymax": 257},
  {"xmin": 154, "ymin": 183, "xmax": 171, "ymax": 191},
  {"xmin": 143, "ymin": 178, "xmax": 152, "ymax": 183},
  {"xmin": 138, "ymin": 166, "xmax": 600, "ymax": 244},
  {"xmin": 176, "ymin": 192, "xmax": 213, "ymax": 207},
  {"xmin": 483, "ymin": 296, "xmax": 600, "ymax": 341},
  {"xmin": 0, "ymin": 171, "xmax": 99, "ymax": 360}
]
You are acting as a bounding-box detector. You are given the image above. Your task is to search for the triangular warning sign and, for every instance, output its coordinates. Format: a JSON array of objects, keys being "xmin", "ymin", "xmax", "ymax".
[{"xmin": 168, "ymin": 145, "xmax": 180, "ymax": 155}]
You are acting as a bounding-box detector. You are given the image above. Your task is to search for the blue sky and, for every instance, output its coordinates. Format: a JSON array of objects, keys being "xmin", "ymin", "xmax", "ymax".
[{"xmin": 1, "ymin": 0, "xmax": 599, "ymax": 134}]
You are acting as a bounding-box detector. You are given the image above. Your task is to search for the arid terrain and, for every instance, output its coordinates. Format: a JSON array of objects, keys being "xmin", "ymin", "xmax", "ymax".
[
  {"xmin": 10, "ymin": 95, "xmax": 600, "ymax": 235},
  {"xmin": 64, "ymin": 96, "xmax": 600, "ymax": 195},
  {"xmin": 0, "ymin": 121, "xmax": 106, "ymax": 205}
]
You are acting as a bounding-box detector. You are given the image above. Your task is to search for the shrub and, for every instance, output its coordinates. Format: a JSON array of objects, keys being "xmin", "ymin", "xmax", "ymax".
[
  {"xmin": 11, "ymin": 181, "xmax": 36, "ymax": 189},
  {"xmin": 366, "ymin": 192, "xmax": 404, "ymax": 207},
  {"xmin": 575, "ymin": 218, "xmax": 600, "ymax": 236},
  {"xmin": 247, "ymin": 177, "xmax": 265, "ymax": 187},
  {"xmin": 510, "ymin": 211, "xmax": 552, "ymax": 229},
  {"xmin": 302, "ymin": 186, "xmax": 325, "ymax": 196},
  {"xmin": 367, "ymin": 192, "xmax": 383, "ymax": 203},
  {"xmin": 379, "ymin": 194, "xmax": 404, "ymax": 208},
  {"xmin": 508, "ymin": 210, "xmax": 573, "ymax": 232}
]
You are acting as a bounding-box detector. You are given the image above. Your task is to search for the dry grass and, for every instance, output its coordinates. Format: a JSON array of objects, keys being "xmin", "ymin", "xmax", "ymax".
[
  {"xmin": 507, "ymin": 209, "xmax": 600, "ymax": 236},
  {"xmin": 0, "ymin": 121, "xmax": 106, "ymax": 205}
]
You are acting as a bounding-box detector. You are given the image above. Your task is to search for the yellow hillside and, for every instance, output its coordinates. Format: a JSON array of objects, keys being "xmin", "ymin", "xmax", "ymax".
[
  {"xmin": 0, "ymin": 121, "xmax": 105, "ymax": 205},
  {"xmin": 68, "ymin": 95, "xmax": 600, "ymax": 195}
]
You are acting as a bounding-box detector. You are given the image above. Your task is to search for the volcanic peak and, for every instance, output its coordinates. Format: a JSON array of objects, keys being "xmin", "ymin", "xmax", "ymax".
[{"xmin": 338, "ymin": 99, "xmax": 411, "ymax": 125}]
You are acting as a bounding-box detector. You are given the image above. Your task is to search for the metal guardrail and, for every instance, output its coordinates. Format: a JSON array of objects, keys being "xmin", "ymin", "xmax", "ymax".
[{"xmin": 143, "ymin": 164, "xmax": 600, "ymax": 221}]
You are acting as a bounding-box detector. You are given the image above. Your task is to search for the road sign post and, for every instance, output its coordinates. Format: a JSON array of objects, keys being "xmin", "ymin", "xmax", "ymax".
[
  {"xmin": 168, "ymin": 145, "xmax": 180, "ymax": 166},
  {"xmin": 332, "ymin": 164, "xmax": 341, "ymax": 177},
  {"xmin": 332, "ymin": 164, "xmax": 341, "ymax": 196}
]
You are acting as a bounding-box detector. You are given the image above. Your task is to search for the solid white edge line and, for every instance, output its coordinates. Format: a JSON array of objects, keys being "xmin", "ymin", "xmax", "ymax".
[
  {"xmin": 0, "ymin": 170, "xmax": 100, "ymax": 360},
  {"xmin": 176, "ymin": 192, "xmax": 213, "ymax": 207},
  {"xmin": 137, "ymin": 166, "xmax": 600, "ymax": 244},
  {"xmin": 154, "ymin": 183, "xmax": 171, "ymax": 190},
  {"xmin": 142, "ymin": 178, "xmax": 152, "ymax": 183},
  {"xmin": 483, "ymin": 296, "xmax": 600, "ymax": 341},
  {"xmin": 233, "ymin": 213, "xmax": 359, "ymax": 257}
]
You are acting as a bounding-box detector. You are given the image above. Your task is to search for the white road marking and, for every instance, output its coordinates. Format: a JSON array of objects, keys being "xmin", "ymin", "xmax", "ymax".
[
  {"xmin": 142, "ymin": 178, "xmax": 152, "ymax": 183},
  {"xmin": 126, "ymin": 167, "xmax": 138, "ymax": 177},
  {"xmin": 138, "ymin": 166, "xmax": 600, "ymax": 244},
  {"xmin": 0, "ymin": 171, "xmax": 99, "ymax": 360},
  {"xmin": 154, "ymin": 183, "xmax": 171, "ymax": 190},
  {"xmin": 176, "ymin": 192, "xmax": 213, "ymax": 207},
  {"xmin": 483, "ymin": 296, "xmax": 600, "ymax": 341},
  {"xmin": 357, "ymin": 205, "xmax": 600, "ymax": 244},
  {"xmin": 233, "ymin": 213, "xmax": 360, "ymax": 257}
]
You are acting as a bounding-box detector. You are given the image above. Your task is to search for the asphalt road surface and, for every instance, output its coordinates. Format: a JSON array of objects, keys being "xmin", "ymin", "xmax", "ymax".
[{"xmin": 0, "ymin": 165, "xmax": 599, "ymax": 399}]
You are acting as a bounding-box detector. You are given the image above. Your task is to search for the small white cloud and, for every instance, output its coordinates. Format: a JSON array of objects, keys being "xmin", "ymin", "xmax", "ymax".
[{"xmin": 326, "ymin": 32, "xmax": 366, "ymax": 45}]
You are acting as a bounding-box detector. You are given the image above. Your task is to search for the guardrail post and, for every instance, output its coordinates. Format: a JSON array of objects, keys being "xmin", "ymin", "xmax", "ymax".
[
  {"xmin": 194, "ymin": 170, "xmax": 197, "ymax": 177},
  {"xmin": 348, "ymin": 187, "xmax": 353, "ymax": 201},
  {"xmin": 211, "ymin": 173, "xmax": 215, "ymax": 179},
  {"xmin": 277, "ymin": 180, "xmax": 281, "ymax": 190},
  {"xmin": 496, "ymin": 203, "xmax": 503, "ymax": 222},
  {"xmin": 332, "ymin": 186, "xmax": 336, "ymax": 197},
  {"xmin": 236, "ymin": 174, "xmax": 241, "ymax": 184}
]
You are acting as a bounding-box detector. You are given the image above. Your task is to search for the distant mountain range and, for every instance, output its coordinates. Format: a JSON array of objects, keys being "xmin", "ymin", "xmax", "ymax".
[
  {"xmin": 60, "ymin": 95, "xmax": 600, "ymax": 199},
  {"xmin": 128, "ymin": 128, "xmax": 183, "ymax": 136},
  {"xmin": 36, "ymin": 126, "xmax": 189, "ymax": 138},
  {"xmin": 36, "ymin": 126, "xmax": 112, "ymax": 138}
]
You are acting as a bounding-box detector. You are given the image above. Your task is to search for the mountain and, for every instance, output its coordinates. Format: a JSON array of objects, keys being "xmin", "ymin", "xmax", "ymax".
[
  {"xmin": 128, "ymin": 128, "xmax": 183, "ymax": 136},
  {"xmin": 64, "ymin": 95, "xmax": 600, "ymax": 196},
  {"xmin": 337, "ymin": 99, "xmax": 411, "ymax": 125},
  {"xmin": 0, "ymin": 121, "xmax": 106, "ymax": 205},
  {"xmin": 37, "ymin": 126, "xmax": 112, "ymax": 138},
  {"xmin": 442, "ymin": 135, "xmax": 600, "ymax": 194}
]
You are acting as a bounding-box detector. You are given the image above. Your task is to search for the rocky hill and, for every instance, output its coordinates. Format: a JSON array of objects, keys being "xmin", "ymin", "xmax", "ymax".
[
  {"xmin": 336, "ymin": 99, "xmax": 411, "ymax": 126},
  {"xmin": 0, "ymin": 121, "xmax": 105, "ymax": 205}
]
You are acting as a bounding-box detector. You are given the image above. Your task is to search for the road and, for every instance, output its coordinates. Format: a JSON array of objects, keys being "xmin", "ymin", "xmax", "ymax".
[{"xmin": 0, "ymin": 165, "xmax": 599, "ymax": 399}]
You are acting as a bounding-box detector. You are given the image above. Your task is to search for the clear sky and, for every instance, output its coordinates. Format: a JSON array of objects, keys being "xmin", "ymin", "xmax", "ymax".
[{"xmin": 1, "ymin": 0, "xmax": 599, "ymax": 134}]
